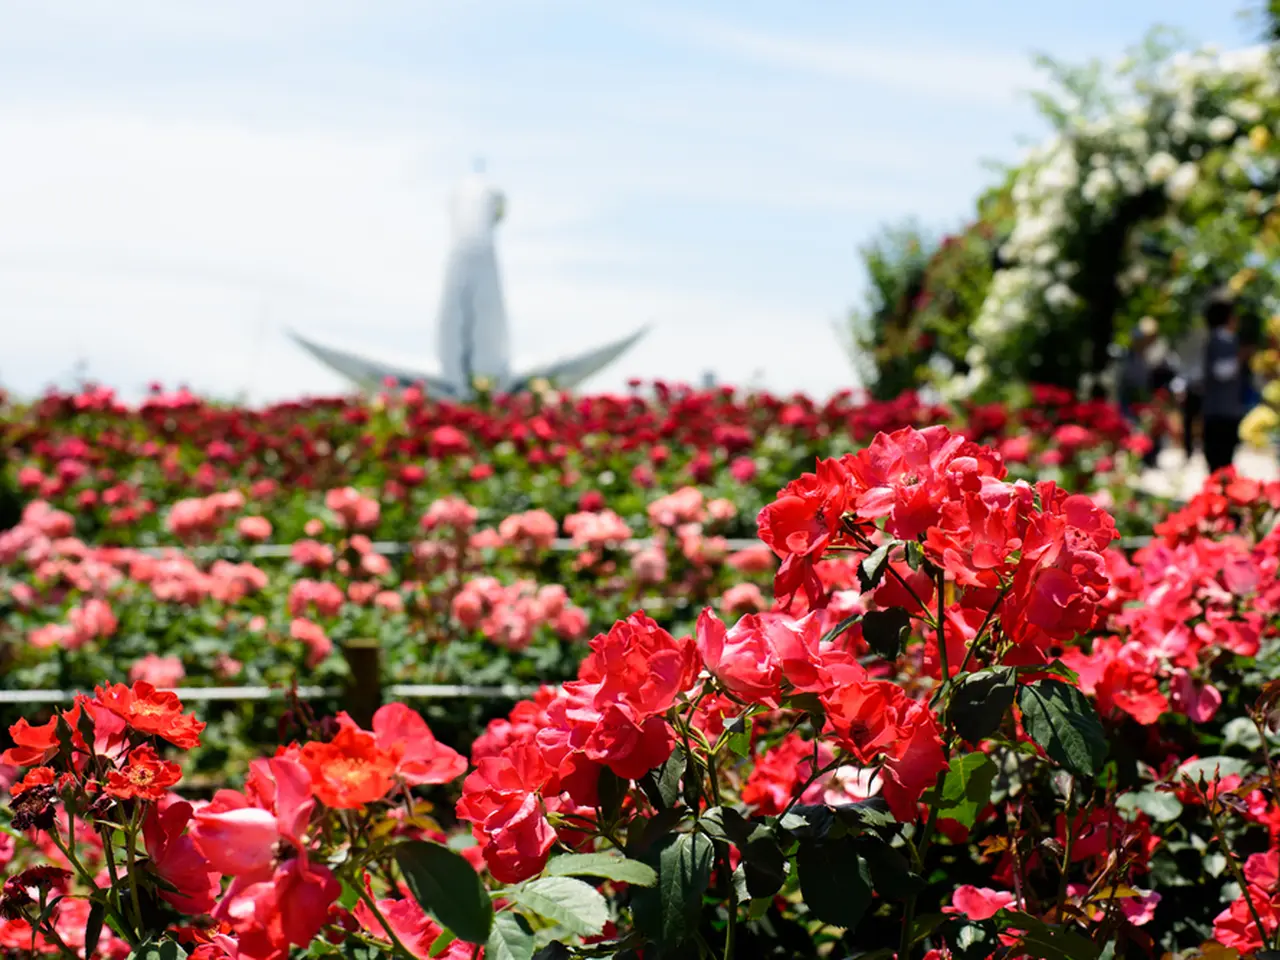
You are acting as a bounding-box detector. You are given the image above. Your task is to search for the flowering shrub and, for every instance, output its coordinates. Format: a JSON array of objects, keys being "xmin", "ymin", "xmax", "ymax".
[
  {"xmin": 844, "ymin": 33, "xmax": 1280, "ymax": 435},
  {"xmin": 0, "ymin": 384, "xmax": 1147, "ymax": 769},
  {"xmin": 4, "ymin": 423, "xmax": 1280, "ymax": 959}
]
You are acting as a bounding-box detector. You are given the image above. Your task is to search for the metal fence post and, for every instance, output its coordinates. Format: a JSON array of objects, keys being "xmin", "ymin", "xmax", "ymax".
[{"xmin": 342, "ymin": 638, "xmax": 382, "ymax": 728}]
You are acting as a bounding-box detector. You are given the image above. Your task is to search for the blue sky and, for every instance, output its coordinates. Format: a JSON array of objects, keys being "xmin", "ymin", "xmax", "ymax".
[{"xmin": 0, "ymin": 1, "xmax": 1258, "ymax": 401}]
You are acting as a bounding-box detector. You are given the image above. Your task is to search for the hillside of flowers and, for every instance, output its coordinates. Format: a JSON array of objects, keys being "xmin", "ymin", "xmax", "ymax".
[{"xmin": 4, "ymin": 383, "xmax": 1280, "ymax": 959}]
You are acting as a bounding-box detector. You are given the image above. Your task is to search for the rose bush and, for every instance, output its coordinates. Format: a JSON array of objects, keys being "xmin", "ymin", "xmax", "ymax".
[
  {"xmin": 0, "ymin": 383, "xmax": 1154, "ymax": 774},
  {"xmin": 3, "ymin": 415, "xmax": 1280, "ymax": 960},
  {"xmin": 843, "ymin": 30, "xmax": 1280, "ymax": 441}
]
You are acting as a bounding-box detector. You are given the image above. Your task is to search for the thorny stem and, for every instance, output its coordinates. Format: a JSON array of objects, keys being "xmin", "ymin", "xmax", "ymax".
[
  {"xmin": 352, "ymin": 878, "xmax": 420, "ymax": 960},
  {"xmin": 897, "ymin": 766, "xmax": 946, "ymax": 960},
  {"xmin": 1007, "ymin": 800, "xmax": 1029, "ymax": 913},
  {"xmin": 1251, "ymin": 711, "xmax": 1280, "ymax": 804},
  {"xmin": 24, "ymin": 902, "xmax": 80, "ymax": 960},
  {"xmin": 47, "ymin": 824, "xmax": 139, "ymax": 948},
  {"xmin": 848, "ymin": 531, "xmax": 936, "ymax": 626},
  {"xmin": 1197, "ymin": 777, "xmax": 1276, "ymax": 951},
  {"xmin": 679, "ymin": 692, "xmax": 737, "ymax": 960},
  {"xmin": 943, "ymin": 579, "xmax": 1013, "ymax": 697},
  {"xmin": 724, "ymin": 883, "xmax": 737, "ymax": 960},
  {"xmin": 935, "ymin": 570, "xmax": 950, "ymax": 682},
  {"xmin": 899, "ymin": 574, "xmax": 952, "ymax": 960},
  {"xmin": 557, "ymin": 810, "xmax": 625, "ymax": 850},
  {"xmin": 1056, "ymin": 778, "xmax": 1077, "ymax": 917},
  {"xmin": 780, "ymin": 757, "xmax": 846, "ymax": 819},
  {"xmin": 124, "ymin": 806, "xmax": 145, "ymax": 937},
  {"xmin": 96, "ymin": 820, "xmax": 129, "ymax": 940}
]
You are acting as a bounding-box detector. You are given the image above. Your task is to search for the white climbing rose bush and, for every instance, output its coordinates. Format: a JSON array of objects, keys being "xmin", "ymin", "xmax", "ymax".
[{"xmin": 950, "ymin": 43, "xmax": 1280, "ymax": 445}]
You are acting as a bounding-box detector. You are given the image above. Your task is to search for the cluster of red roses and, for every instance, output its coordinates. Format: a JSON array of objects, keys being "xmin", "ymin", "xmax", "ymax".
[
  {"xmin": 6, "ymin": 381, "xmax": 1134, "ymax": 548},
  {"xmin": 757, "ymin": 425, "xmax": 1118, "ymax": 663},
  {"xmin": 6, "ymin": 418, "xmax": 1280, "ymax": 960},
  {"xmin": 452, "ymin": 426, "xmax": 1123, "ymax": 888},
  {"xmin": 0, "ymin": 683, "xmax": 471, "ymax": 959}
]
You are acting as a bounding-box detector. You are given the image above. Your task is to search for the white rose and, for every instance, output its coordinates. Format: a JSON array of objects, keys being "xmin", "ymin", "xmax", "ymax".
[
  {"xmin": 1229, "ymin": 99, "xmax": 1264, "ymax": 124},
  {"xmin": 1115, "ymin": 163, "xmax": 1143, "ymax": 194},
  {"xmin": 1045, "ymin": 283, "xmax": 1077, "ymax": 309},
  {"xmin": 1144, "ymin": 152, "xmax": 1178, "ymax": 184},
  {"xmin": 1207, "ymin": 116, "xmax": 1238, "ymax": 141},
  {"xmin": 1166, "ymin": 162, "xmax": 1200, "ymax": 202},
  {"xmin": 1032, "ymin": 243, "xmax": 1058, "ymax": 266},
  {"xmin": 1082, "ymin": 167, "xmax": 1116, "ymax": 203}
]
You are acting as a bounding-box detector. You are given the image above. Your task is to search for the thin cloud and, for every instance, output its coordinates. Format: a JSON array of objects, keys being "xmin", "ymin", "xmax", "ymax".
[{"xmin": 625, "ymin": 10, "xmax": 1044, "ymax": 107}]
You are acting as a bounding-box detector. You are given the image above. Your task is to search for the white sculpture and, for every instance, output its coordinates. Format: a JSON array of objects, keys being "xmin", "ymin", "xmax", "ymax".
[{"xmin": 290, "ymin": 172, "xmax": 648, "ymax": 398}]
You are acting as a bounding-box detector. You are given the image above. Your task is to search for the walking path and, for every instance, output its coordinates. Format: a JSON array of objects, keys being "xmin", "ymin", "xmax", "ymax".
[{"xmin": 1135, "ymin": 445, "xmax": 1279, "ymax": 501}]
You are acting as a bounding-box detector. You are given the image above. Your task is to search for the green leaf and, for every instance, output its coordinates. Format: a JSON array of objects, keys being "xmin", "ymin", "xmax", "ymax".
[
  {"xmin": 640, "ymin": 748, "xmax": 686, "ymax": 811},
  {"xmin": 632, "ymin": 832, "xmax": 714, "ymax": 948},
  {"xmin": 338, "ymin": 880, "xmax": 361, "ymax": 911},
  {"xmin": 1004, "ymin": 912, "xmax": 1100, "ymax": 960},
  {"xmin": 344, "ymin": 941, "xmax": 392, "ymax": 960},
  {"xmin": 83, "ymin": 899, "xmax": 105, "ymax": 960},
  {"xmin": 485, "ymin": 913, "xmax": 535, "ymax": 960},
  {"xmin": 395, "ymin": 840, "xmax": 494, "ymax": 945},
  {"xmin": 700, "ymin": 805, "xmax": 786, "ymax": 894},
  {"xmin": 545, "ymin": 852, "xmax": 657, "ymax": 886},
  {"xmin": 1176, "ymin": 756, "xmax": 1251, "ymax": 785},
  {"xmin": 699, "ymin": 806, "xmax": 749, "ymax": 845},
  {"xmin": 779, "ymin": 692, "xmax": 825, "ymax": 726},
  {"xmin": 953, "ymin": 921, "xmax": 993, "ymax": 960},
  {"xmin": 1115, "ymin": 788, "xmax": 1183, "ymax": 823},
  {"xmin": 625, "ymin": 807, "xmax": 688, "ymax": 859},
  {"xmin": 857, "ymin": 836, "xmax": 923, "ymax": 900},
  {"xmin": 738, "ymin": 824, "xmax": 788, "ymax": 899},
  {"xmin": 1017, "ymin": 679, "xmax": 1108, "ymax": 779},
  {"xmin": 75, "ymin": 707, "xmax": 97, "ymax": 756},
  {"xmin": 834, "ymin": 797, "xmax": 895, "ymax": 830},
  {"xmin": 597, "ymin": 767, "xmax": 627, "ymax": 824},
  {"xmin": 949, "ymin": 667, "xmax": 1016, "ymax": 742},
  {"xmin": 427, "ymin": 931, "xmax": 457, "ymax": 958},
  {"xmin": 904, "ymin": 540, "xmax": 924, "ymax": 572},
  {"xmin": 858, "ymin": 541, "xmax": 895, "ymax": 591},
  {"xmin": 777, "ymin": 804, "xmax": 834, "ymax": 841},
  {"xmin": 937, "ymin": 753, "xmax": 997, "ymax": 828},
  {"xmin": 820, "ymin": 613, "xmax": 861, "ymax": 646},
  {"xmin": 726, "ymin": 717, "xmax": 753, "ymax": 758},
  {"xmin": 862, "ymin": 607, "xmax": 911, "ymax": 660},
  {"xmin": 511, "ymin": 877, "xmax": 608, "ymax": 937},
  {"xmin": 796, "ymin": 837, "xmax": 873, "ymax": 929},
  {"xmin": 55, "ymin": 715, "xmax": 76, "ymax": 765},
  {"xmin": 128, "ymin": 939, "xmax": 189, "ymax": 960},
  {"xmin": 1040, "ymin": 660, "xmax": 1080, "ymax": 684}
]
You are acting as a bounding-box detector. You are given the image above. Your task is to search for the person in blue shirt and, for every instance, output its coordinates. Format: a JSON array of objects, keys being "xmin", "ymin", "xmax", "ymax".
[{"xmin": 1201, "ymin": 290, "xmax": 1245, "ymax": 473}]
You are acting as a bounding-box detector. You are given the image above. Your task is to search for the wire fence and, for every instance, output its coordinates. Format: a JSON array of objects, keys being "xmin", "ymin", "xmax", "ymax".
[
  {"xmin": 0, "ymin": 682, "xmax": 541, "ymax": 706},
  {"xmin": 123, "ymin": 534, "xmax": 1157, "ymax": 558},
  {"xmin": 3, "ymin": 527, "xmax": 1166, "ymax": 707},
  {"xmin": 126, "ymin": 537, "xmax": 762, "ymax": 558}
]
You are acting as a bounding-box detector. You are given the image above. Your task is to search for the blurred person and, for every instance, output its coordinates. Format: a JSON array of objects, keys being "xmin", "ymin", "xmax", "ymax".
[
  {"xmin": 1201, "ymin": 290, "xmax": 1245, "ymax": 473},
  {"xmin": 1171, "ymin": 319, "xmax": 1207, "ymax": 458},
  {"xmin": 1241, "ymin": 340, "xmax": 1262, "ymax": 411},
  {"xmin": 1118, "ymin": 316, "xmax": 1170, "ymax": 468},
  {"xmin": 1117, "ymin": 317, "xmax": 1156, "ymax": 421}
]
